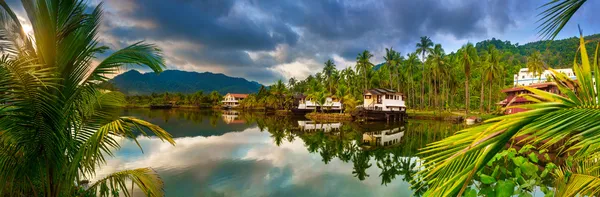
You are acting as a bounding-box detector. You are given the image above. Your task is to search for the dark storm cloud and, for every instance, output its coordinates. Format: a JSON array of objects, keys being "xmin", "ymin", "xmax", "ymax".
[
  {"xmin": 92, "ymin": 0, "xmax": 542, "ymax": 83},
  {"xmin": 107, "ymin": 0, "xmax": 298, "ymax": 51}
]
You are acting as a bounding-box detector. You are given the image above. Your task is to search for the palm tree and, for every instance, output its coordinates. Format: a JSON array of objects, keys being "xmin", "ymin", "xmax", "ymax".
[
  {"xmin": 405, "ymin": 53, "xmax": 419, "ymax": 108},
  {"xmin": 0, "ymin": 1, "xmax": 174, "ymax": 196},
  {"xmin": 485, "ymin": 45, "xmax": 502, "ymax": 112},
  {"xmin": 209, "ymin": 91, "xmax": 222, "ymax": 105},
  {"xmin": 428, "ymin": 44, "xmax": 445, "ymax": 110},
  {"xmin": 459, "ymin": 43, "xmax": 478, "ymax": 115},
  {"xmin": 416, "ymin": 36, "xmax": 434, "ymax": 109},
  {"xmin": 356, "ymin": 50, "xmax": 374, "ymax": 91},
  {"xmin": 418, "ymin": 34, "xmax": 600, "ymax": 197},
  {"xmin": 384, "ymin": 48, "xmax": 399, "ymax": 89},
  {"xmin": 323, "ymin": 59, "xmax": 337, "ymax": 93},
  {"xmin": 527, "ymin": 50, "xmax": 545, "ymax": 82}
]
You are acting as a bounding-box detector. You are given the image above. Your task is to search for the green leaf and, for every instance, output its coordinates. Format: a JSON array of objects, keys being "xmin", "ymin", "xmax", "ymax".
[
  {"xmin": 519, "ymin": 144, "xmax": 535, "ymax": 154},
  {"xmin": 512, "ymin": 156, "xmax": 527, "ymax": 167},
  {"xmin": 479, "ymin": 187, "xmax": 496, "ymax": 197},
  {"xmin": 480, "ymin": 174, "xmax": 496, "ymax": 184},
  {"xmin": 495, "ymin": 180, "xmax": 516, "ymax": 197},
  {"xmin": 521, "ymin": 162, "xmax": 538, "ymax": 177},
  {"xmin": 492, "ymin": 165, "xmax": 500, "ymax": 177},
  {"xmin": 514, "ymin": 167, "xmax": 523, "ymax": 179},
  {"xmin": 528, "ymin": 152, "xmax": 539, "ymax": 163},
  {"xmin": 464, "ymin": 188, "xmax": 477, "ymax": 197}
]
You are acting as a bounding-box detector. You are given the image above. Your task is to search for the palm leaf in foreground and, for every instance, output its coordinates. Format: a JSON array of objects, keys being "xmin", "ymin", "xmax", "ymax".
[
  {"xmin": 0, "ymin": 1, "xmax": 174, "ymax": 196},
  {"xmin": 417, "ymin": 35, "xmax": 600, "ymax": 196}
]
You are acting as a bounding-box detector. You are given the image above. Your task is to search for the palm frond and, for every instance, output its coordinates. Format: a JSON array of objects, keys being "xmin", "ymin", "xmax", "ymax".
[
  {"xmin": 537, "ymin": 0, "xmax": 587, "ymax": 40},
  {"xmin": 417, "ymin": 34, "xmax": 600, "ymax": 196},
  {"xmin": 87, "ymin": 168, "xmax": 164, "ymax": 197}
]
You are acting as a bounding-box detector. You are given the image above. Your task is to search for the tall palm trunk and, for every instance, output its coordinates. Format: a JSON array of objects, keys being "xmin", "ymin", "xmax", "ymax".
[
  {"xmin": 364, "ymin": 70, "xmax": 368, "ymax": 91},
  {"xmin": 434, "ymin": 79, "xmax": 438, "ymax": 111},
  {"xmin": 421, "ymin": 56, "xmax": 425, "ymax": 110},
  {"xmin": 488, "ymin": 81, "xmax": 492, "ymax": 113},
  {"xmin": 480, "ymin": 81, "xmax": 484, "ymax": 113},
  {"xmin": 390, "ymin": 66, "xmax": 394, "ymax": 89},
  {"xmin": 465, "ymin": 77, "xmax": 469, "ymax": 115}
]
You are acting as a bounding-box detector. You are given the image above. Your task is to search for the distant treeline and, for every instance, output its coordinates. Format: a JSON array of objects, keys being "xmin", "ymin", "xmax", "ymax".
[{"xmin": 125, "ymin": 91, "xmax": 222, "ymax": 107}]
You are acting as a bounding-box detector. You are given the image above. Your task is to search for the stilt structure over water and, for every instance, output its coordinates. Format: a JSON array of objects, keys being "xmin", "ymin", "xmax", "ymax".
[{"xmin": 352, "ymin": 88, "xmax": 407, "ymax": 122}]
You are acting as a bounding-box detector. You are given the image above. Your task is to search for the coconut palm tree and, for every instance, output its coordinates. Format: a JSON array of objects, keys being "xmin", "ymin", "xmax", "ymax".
[
  {"xmin": 0, "ymin": 1, "xmax": 175, "ymax": 196},
  {"xmin": 405, "ymin": 53, "xmax": 419, "ymax": 108},
  {"xmin": 527, "ymin": 50, "xmax": 545, "ymax": 82},
  {"xmin": 356, "ymin": 50, "xmax": 374, "ymax": 91},
  {"xmin": 384, "ymin": 48, "xmax": 399, "ymax": 89},
  {"xmin": 416, "ymin": 36, "xmax": 434, "ymax": 109},
  {"xmin": 428, "ymin": 44, "xmax": 445, "ymax": 110},
  {"xmin": 459, "ymin": 43, "xmax": 478, "ymax": 115},
  {"xmin": 323, "ymin": 59, "xmax": 337, "ymax": 93},
  {"xmin": 418, "ymin": 35, "xmax": 600, "ymax": 197},
  {"xmin": 485, "ymin": 45, "xmax": 502, "ymax": 112}
]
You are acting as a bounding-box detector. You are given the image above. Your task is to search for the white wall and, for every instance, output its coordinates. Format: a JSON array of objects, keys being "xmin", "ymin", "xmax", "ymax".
[
  {"xmin": 513, "ymin": 68, "xmax": 576, "ymax": 86},
  {"xmin": 298, "ymin": 97, "xmax": 343, "ymax": 109}
]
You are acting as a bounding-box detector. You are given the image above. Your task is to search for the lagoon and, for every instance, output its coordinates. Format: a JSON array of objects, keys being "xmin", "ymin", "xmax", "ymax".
[{"xmin": 96, "ymin": 109, "xmax": 463, "ymax": 196}]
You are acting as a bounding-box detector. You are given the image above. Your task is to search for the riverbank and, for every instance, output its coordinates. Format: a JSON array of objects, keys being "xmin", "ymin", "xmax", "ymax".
[
  {"xmin": 305, "ymin": 112, "xmax": 353, "ymax": 121},
  {"xmin": 406, "ymin": 110, "xmax": 500, "ymax": 123}
]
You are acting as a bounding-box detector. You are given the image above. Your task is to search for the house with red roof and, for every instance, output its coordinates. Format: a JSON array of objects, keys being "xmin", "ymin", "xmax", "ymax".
[
  {"xmin": 222, "ymin": 93, "xmax": 248, "ymax": 107},
  {"xmin": 499, "ymin": 82, "xmax": 559, "ymax": 114}
]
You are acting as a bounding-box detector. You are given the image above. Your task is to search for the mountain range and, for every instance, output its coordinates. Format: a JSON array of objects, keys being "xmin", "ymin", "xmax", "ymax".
[{"xmin": 110, "ymin": 70, "xmax": 263, "ymax": 95}]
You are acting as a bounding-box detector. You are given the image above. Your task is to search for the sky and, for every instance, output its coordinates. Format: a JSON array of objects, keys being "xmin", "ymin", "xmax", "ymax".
[{"xmin": 5, "ymin": 0, "xmax": 600, "ymax": 85}]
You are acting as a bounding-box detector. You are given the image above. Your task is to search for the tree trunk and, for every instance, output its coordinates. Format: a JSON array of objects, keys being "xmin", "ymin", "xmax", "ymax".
[
  {"xmin": 421, "ymin": 61, "xmax": 425, "ymax": 110},
  {"xmin": 390, "ymin": 66, "xmax": 393, "ymax": 89},
  {"xmin": 480, "ymin": 81, "xmax": 484, "ymax": 113},
  {"xmin": 465, "ymin": 77, "xmax": 469, "ymax": 115},
  {"xmin": 488, "ymin": 81, "xmax": 492, "ymax": 113}
]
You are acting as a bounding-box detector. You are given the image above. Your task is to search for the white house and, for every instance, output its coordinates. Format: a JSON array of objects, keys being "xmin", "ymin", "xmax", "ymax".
[
  {"xmin": 297, "ymin": 121, "xmax": 342, "ymax": 132},
  {"xmin": 222, "ymin": 93, "xmax": 248, "ymax": 107},
  {"xmin": 297, "ymin": 96, "xmax": 343, "ymax": 110},
  {"xmin": 513, "ymin": 68, "xmax": 576, "ymax": 87},
  {"xmin": 363, "ymin": 88, "xmax": 406, "ymax": 111},
  {"xmin": 362, "ymin": 127, "xmax": 405, "ymax": 147}
]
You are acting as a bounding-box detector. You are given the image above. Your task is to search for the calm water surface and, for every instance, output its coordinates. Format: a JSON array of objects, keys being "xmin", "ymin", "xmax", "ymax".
[{"xmin": 97, "ymin": 109, "xmax": 464, "ymax": 196}]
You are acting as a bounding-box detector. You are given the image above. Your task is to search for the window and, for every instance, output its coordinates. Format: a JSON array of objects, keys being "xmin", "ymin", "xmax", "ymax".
[
  {"xmin": 522, "ymin": 76, "xmax": 525, "ymax": 79},
  {"xmin": 365, "ymin": 95, "xmax": 371, "ymax": 99}
]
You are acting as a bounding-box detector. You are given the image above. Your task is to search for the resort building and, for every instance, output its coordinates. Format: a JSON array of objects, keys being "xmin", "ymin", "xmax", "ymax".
[
  {"xmin": 499, "ymin": 82, "xmax": 559, "ymax": 114},
  {"xmin": 362, "ymin": 127, "xmax": 405, "ymax": 147},
  {"xmin": 362, "ymin": 88, "xmax": 406, "ymax": 111},
  {"xmin": 296, "ymin": 95, "xmax": 343, "ymax": 111},
  {"xmin": 297, "ymin": 121, "xmax": 342, "ymax": 132},
  {"xmin": 222, "ymin": 93, "xmax": 248, "ymax": 107},
  {"xmin": 513, "ymin": 68, "xmax": 576, "ymax": 87}
]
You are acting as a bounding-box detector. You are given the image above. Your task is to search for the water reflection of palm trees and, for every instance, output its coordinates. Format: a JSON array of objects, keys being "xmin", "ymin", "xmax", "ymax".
[
  {"xmin": 123, "ymin": 109, "xmax": 461, "ymax": 191},
  {"xmin": 256, "ymin": 115, "xmax": 462, "ymax": 189}
]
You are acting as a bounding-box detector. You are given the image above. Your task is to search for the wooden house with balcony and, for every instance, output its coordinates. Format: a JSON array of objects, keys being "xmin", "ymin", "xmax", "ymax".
[
  {"xmin": 291, "ymin": 94, "xmax": 343, "ymax": 115},
  {"xmin": 222, "ymin": 93, "xmax": 248, "ymax": 108},
  {"xmin": 352, "ymin": 88, "xmax": 407, "ymax": 122}
]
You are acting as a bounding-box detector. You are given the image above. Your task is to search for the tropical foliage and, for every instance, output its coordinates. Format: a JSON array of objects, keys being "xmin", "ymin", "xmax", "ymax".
[
  {"xmin": 0, "ymin": 1, "xmax": 174, "ymax": 196},
  {"xmin": 417, "ymin": 35, "xmax": 600, "ymax": 196}
]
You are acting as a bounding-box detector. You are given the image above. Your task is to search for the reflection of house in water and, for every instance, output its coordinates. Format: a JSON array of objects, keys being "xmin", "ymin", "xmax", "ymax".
[
  {"xmin": 221, "ymin": 110, "xmax": 246, "ymax": 124},
  {"xmin": 362, "ymin": 127, "xmax": 405, "ymax": 147},
  {"xmin": 297, "ymin": 121, "xmax": 342, "ymax": 132}
]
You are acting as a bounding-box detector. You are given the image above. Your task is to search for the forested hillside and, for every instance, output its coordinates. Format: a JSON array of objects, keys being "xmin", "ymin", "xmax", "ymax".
[
  {"xmin": 475, "ymin": 33, "xmax": 600, "ymax": 68},
  {"xmin": 111, "ymin": 70, "xmax": 263, "ymax": 95}
]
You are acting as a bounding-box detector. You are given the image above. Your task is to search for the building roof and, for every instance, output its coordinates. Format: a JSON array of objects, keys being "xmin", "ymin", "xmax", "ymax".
[
  {"xmin": 226, "ymin": 93, "xmax": 249, "ymax": 98},
  {"xmin": 364, "ymin": 88, "xmax": 403, "ymax": 95},
  {"xmin": 501, "ymin": 82, "xmax": 557, "ymax": 93}
]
